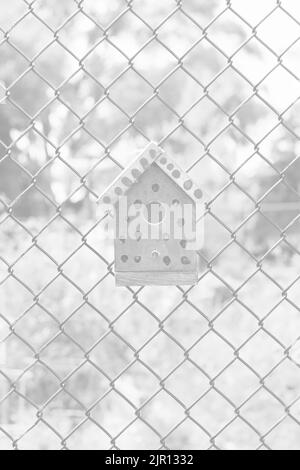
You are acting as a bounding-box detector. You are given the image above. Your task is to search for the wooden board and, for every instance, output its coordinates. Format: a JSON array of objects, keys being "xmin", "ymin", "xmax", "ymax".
[
  {"xmin": 115, "ymin": 271, "xmax": 198, "ymax": 286},
  {"xmin": 115, "ymin": 239, "xmax": 197, "ymax": 272}
]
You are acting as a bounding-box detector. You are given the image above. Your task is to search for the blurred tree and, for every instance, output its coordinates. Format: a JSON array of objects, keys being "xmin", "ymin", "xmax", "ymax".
[
  {"xmin": 0, "ymin": 0, "xmax": 261, "ymax": 217},
  {"xmin": 252, "ymin": 108, "xmax": 300, "ymax": 253},
  {"xmin": 0, "ymin": 1, "xmax": 77, "ymax": 216}
]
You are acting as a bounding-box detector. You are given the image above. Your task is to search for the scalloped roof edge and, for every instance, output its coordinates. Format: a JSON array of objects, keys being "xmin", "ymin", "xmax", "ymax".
[{"xmin": 98, "ymin": 142, "xmax": 203, "ymax": 206}]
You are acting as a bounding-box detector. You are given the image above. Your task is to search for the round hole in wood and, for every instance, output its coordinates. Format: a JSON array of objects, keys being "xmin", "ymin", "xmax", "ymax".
[
  {"xmin": 152, "ymin": 183, "xmax": 160, "ymax": 192},
  {"xmin": 181, "ymin": 256, "xmax": 191, "ymax": 265},
  {"xmin": 121, "ymin": 255, "xmax": 128, "ymax": 262},
  {"xmin": 172, "ymin": 170, "xmax": 180, "ymax": 179},
  {"xmin": 149, "ymin": 149, "xmax": 157, "ymax": 159},
  {"xmin": 103, "ymin": 196, "xmax": 111, "ymax": 204},
  {"xmin": 163, "ymin": 256, "xmax": 171, "ymax": 266},
  {"xmin": 183, "ymin": 180, "xmax": 193, "ymax": 190},
  {"xmin": 194, "ymin": 189, "xmax": 203, "ymax": 199},
  {"xmin": 145, "ymin": 202, "xmax": 165, "ymax": 224},
  {"xmin": 180, "ymin": 239, "xmax": 187, "ymax": 248},
  {"xmin": 172, "ymin": 199, "xmax": 180, "ymax": 206},
  {"xmin": 160, "ymin": 157, "xmax": 167, "ymax": 164},
  {"xmin": 152, "ymin": 249, "xmax": 160, "ymax": 258},
  {"xmin": 121, "ymin": 177, "xmax": 132, "ymax": 187},
  {"xmin": 134, "ymin": 256, "xmax": 141, "ymax": 263},
  {"xmin": 167, "ymin": 163, "xmax": 174, "ymax": 171},
  {"xmin": 134, "ymin": 199, "xmax": 142, "ymax": 208},
  {"xmin": 114, "ymin": 187, "xmax": 122, "ymax": 195},
  {"xmin": 132, "ymin": 168, "xmax": 142, "ymax": 179}
]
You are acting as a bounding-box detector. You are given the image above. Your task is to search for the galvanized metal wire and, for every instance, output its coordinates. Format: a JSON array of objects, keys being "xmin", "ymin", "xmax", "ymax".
[{"xmin": 1, "ymin": 0, "xmax": 300, "ymax": 450}]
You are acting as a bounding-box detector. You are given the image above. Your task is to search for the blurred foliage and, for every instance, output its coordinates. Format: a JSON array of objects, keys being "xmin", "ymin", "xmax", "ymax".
[
  {"xmin": 1, "ymin": 220, "xmax": 300, "ymax": 449},
  {"xmin": 0, "ymin": 0, "xmax": 265, "ymax": 217},
  {"xmin": 1, "ymin": 0, "xmax": 300, "ymax": 450}
]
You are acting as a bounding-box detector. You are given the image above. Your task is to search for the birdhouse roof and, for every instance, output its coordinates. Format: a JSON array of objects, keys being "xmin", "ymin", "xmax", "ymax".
[{"xmin": 98, "ymin": 142, "xmax": 203, "ymax": 206}]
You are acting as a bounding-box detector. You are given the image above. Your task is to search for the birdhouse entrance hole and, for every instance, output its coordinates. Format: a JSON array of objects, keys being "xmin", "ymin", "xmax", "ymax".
[{"xmin": 145, "ymin": 202, "xmax": 165, "ymax": 225}]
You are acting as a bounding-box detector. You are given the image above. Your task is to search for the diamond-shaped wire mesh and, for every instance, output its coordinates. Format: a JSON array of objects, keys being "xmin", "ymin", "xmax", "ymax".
[{"xmin": 1, "ymin": 0, "xmax": 300, "ymax": 450}]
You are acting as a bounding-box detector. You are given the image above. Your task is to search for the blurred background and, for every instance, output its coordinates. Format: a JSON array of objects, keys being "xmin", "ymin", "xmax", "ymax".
[{"xmin": 1, "ymin": 0, "xmax": 300, "ymax": 450}]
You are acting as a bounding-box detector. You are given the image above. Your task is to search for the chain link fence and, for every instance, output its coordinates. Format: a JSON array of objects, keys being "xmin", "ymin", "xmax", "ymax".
[{"xmin": 1, "ymin": 0, "xmax": 300, "ymax": 450}]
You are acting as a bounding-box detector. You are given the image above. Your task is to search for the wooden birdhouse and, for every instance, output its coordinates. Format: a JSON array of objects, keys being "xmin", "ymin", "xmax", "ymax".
[{"xmin": 98, "ymin": 143, "xmax": 203, "ymax": 286}]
